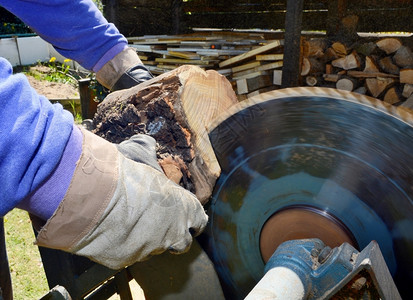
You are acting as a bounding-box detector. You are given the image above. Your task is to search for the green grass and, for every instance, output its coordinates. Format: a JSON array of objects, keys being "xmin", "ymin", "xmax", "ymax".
[
  {"xmin": 3, "ymin": 209, "xmax": 49, "ymax": 299},
  {"xmin": 23, "ymin": 59, "xmax": 78, "ymax": 87}
]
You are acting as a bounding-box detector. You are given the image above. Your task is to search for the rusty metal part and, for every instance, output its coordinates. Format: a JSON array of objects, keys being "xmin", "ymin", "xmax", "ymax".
[
  {"xmin": 259, "ymin": 205, "xmax": 356, "ymax": 263},
  {"xmin": 204, "ymin": 87, "xmax": 413, "ymax": 299}
]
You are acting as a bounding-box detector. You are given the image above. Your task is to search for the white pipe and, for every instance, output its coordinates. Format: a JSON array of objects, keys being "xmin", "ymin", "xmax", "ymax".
[{"xmin": 244, "ymin": 266, "xmax": 305, "ymax": 300}]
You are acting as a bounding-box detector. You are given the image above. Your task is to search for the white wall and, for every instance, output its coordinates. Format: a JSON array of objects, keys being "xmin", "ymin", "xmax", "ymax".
[{"xmin": 0, "ymin": 35, "xmax": 85, "ymax": 71}]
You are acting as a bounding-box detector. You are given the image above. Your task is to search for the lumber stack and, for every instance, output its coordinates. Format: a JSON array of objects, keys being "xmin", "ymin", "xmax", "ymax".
[
  {"xmin": 128, "ymin": 31, "xmax": 413, "ymax": 108},
  {"xmin": 302, "ymin": 37, "xmax": 413, "ymax": 107},
  {"xmin": 128, "ymin": 32, "xmax": 270, "ymax": 75},
  {"xmin": 128, "ymin": 31, "xmax": 285, "ymax": 100}
]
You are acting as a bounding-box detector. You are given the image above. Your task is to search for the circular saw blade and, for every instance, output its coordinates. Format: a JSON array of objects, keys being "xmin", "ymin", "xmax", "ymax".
[{"xmin": 204, "ymin": 87, "xmax": 413, "ymax": 299}]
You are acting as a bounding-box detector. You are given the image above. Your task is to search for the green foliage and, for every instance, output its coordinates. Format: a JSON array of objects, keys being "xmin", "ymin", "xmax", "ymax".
[
  {"xmin": 23, "ymin": 57, "xmax": 78, "ymax": 87},
  {"xmin": 45, "ymin": 57, "xmax": 77, "ymax": 86},
  {"xmin": 92, "ymin": 0, "xmax": 104, "ymax": 12},
  {"xmin": 0, "ymin": 22, "xmax": 32, "ymax": 35},
  {"xmin": 69, "ymin": 100, "xmax": 83, "ymax": 124}
]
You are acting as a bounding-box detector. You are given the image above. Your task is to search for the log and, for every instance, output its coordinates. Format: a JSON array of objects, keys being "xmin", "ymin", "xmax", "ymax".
[
  {"xmin": 383, "ymin": 87, "xmax": 401, "ymax": 105},
  {"xmin": 366, "ymin": 77, "xmax": 395, "ymax": 98},
  {"xmin": 393, "ymin": 46, "xmax": 413, "ymax": 68},
  {"xmin": 400, "ymin": 69, "xmax": 413, "ymax": 84},
  {"xmin": 301, "ymin": 57, "xmax": 324, "ymax": 76},
  {"xmin": 323, "ymin": 47, "xmax": 340, "ymax": 62},
  {"xmin": 347, "ymin": 71, "xmax": 398, "ymax": 79},
  {"xmin": 336, "ymin": 77, "xmax": 358, "ymax": 91},
  {"xmin": 364, "ymin": 56, "xmax": 379, "ymax": 73},
  {"xmin": 379, "ymin": 57, "xmax": 399, "ymax": 75},
  {"xmin": 304, "ymin": 38, "xmax": 327, "ymax": 58},
  {"xmin": 301, "ymin": 57, "xmax": 311, "ymax": 76},
  {"xmin": 323, "ymin": 74, "xmax": 341, "ymax": 82},
  {"xmin": 325, "ymin": 64, "xmax": 333, "ymax": 74},
  {"xmin": 332, "ymin": 52, "xmax": 360, "ymax": 70},
  {"xmin": 354, "ymin": 42, "xmax": 377, "ymax": 57},
  {"xmin": 402, "ymin": 84, "xmax": 413, "ymax": 98},
  {"xmin": 305, "ymin": 76, "xmax": 318, "ymax": 86},
  {"xmin": 331, "ymin": 41, "xmax": 347, "ymax": 57},
  {"xmin": 376, "ymin": 38, "xmax": 402, "ymax": 55},
  {"xmin": 353, "ymin": 86, "xmax": 367, "ymax": 95},
  {"xmin": 92, "ymin": 65, "xmax": 238, "ymax": 204},
  {"xmin": 400, "ymin": 94, "xmax": 413, "ymax": 110}
]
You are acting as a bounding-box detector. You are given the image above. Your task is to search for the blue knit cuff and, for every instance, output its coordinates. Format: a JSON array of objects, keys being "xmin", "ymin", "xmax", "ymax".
[{"xmin": 17, "ymin": 125, "xmax": 83, "ymax": 220}]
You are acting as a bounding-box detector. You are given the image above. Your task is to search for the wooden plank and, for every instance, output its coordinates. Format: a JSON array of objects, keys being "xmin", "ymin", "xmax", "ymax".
[
  {"xmin": 255, "ymin": 61, "xmax": 283, "ymax": 72},
  {"xmin": 231, "ymin": 62, "xmax": 282, "ymax": 78},
  {"xmin": 273, "ymin": 70, "xmax": 283, "ymax": 86},
  {"xmin": 130, "ymin": 44, "xmax": 166, "ymax": 52},
  {"xmin": 232, "ymin": 70, "xmax": 270, "ymax": 81},
  {"xmin": 168, "ymin": 51, "xmax": 200, "ymax": 60},
  {"xmin": 236, "ymin": 75, "xmax": 272, "ymax": 94},
  {"xmin": 155, "ymin": 58, "xmax": 215, "ymax": 65},
  {"xmin": 232, "ymin": 61, "xmax": 262, "ymax": 73},
  {"xmin": 256, "ymin": 54, "xmax": 284, "ymax": 61},
  {"xmin": 169, "ymin": 47, "xmax": 246, "ymax": 56},
  {"xmin": 347, "ymin": 71, "xmax": 398, "ymax": 78},
  {"xmin": 219, "ymin": 40, "xmax": 284, "ymax": 68}
]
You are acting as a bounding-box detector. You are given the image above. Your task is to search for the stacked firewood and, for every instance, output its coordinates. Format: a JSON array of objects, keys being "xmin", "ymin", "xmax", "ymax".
[
  {"xmin": 301, "ymin": 37, "xmax": 413, "ymax": 108},
  {"xmin": 128, "ymin": 32, "xmax": 413, "ymax": 108}
]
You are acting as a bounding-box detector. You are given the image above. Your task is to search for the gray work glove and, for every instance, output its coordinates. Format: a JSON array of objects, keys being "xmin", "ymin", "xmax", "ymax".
[
  {"xmin": 35, "ymin": 128, "xmax": 208, "ymax": 270},
  {"xmin": 116, "ymin": 134, "xmax": 162, "ymax": 173},
  {"xmin": 96, "ymin": 47, "xmax": 153, "ymax": 91}
]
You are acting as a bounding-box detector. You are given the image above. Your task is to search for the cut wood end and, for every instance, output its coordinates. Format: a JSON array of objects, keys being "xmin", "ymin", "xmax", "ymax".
[
  {"xmin": 332, "ymin": 52, "xmax": 360, "ymax": 70},
  {"xmin": 331, "ymin": 42, "xmax": 347, "ymax": 57},
  {"xmin": 376, "ymin": 38, "xmax": 402, "ymax": 55}
]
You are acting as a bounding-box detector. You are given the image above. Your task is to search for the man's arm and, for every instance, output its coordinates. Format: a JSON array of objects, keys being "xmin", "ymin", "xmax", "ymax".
[
  {"xmin": 0, "ymin": 57, "xmax": 208, "ymax": 269},
  {"xmin": 1, "ymin": 0, "xmax": 154, "ymax": 89},
  {"xmin": 0, "ymin": 0, "xmax": 127, "ymax": 71},
  {"xmin": 0, "ymin": 58, "xmax": 75, "ymax": 217}
]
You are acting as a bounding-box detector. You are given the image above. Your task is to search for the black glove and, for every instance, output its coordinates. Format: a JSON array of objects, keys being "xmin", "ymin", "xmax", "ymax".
[
  {"xmin": 111, "ymin": 64, "xmax": 153, "ymax": 91},
  {"xmin": 96, "ymin": 47, "xmax": 153, "ymax": 91}
]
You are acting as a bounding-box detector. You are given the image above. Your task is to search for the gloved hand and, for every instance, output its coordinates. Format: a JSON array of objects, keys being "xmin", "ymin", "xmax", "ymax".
[
  {"xmin": 96, "ymin": 47, "xmax": 153, "ymax": 91},
  {"xmin": 35, "ymin": 128, "xmax": 208, "ymax": 270}
]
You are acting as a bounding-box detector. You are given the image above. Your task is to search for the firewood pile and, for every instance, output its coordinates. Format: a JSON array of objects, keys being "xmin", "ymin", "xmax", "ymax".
[
  {"xmin": 302, "ymin": 37, "xmax": 413, "ymax": 109},
  {"xmin": 129, "ymin": 32, "xmax": 413, "ymax": 108}
]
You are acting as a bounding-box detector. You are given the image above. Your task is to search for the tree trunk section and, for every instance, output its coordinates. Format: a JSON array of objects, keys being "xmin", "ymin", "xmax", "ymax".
[{"xmin": 92, "ymin": 65, "xmax": 238, "ymax": 204}]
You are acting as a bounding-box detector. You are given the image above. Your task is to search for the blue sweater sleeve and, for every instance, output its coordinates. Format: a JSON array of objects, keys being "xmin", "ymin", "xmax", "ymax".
[
  {"xmin": 0, "ymin": 58, "xmax": 74, "ymax": 216},
  {"xmin": 0, "ymin": 0, "xmax": 128, "ymax": 71}
]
